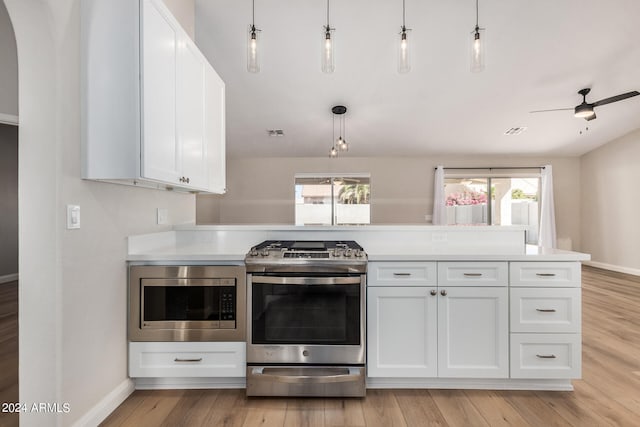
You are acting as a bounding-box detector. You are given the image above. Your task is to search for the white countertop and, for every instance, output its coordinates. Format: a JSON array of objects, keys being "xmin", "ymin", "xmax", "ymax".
[{"xmin": 127, "ymin": 225, "xmax": 590, "ymax": 263}]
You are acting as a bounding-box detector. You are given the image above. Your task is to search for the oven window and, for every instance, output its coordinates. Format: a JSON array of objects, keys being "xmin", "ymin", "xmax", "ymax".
[
  {"xmin": 143, "ymin": 285, "xmax": 232, "ymax": 322},
  {"xmin": 251, "ymin": 283, "xmax": 360, "ymax": 345}
]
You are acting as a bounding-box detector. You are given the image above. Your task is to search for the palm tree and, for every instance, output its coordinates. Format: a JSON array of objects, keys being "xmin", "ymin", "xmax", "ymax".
[{"xmin": 338, "ymin": 184, "xmax": 370, "ymax": 204}]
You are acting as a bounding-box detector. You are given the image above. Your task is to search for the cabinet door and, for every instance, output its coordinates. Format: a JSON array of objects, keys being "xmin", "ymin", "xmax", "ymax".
[
  {"xmin": 367, "ymin": 287, "xmax": 438, "ymax": 377},
  {"xmin": 205, "ymin": 66, "xmax": 226, "ymax": 193},
  {"xmin": 177, "ymin": 37, "xmax": 208, "ymax": 190},
  {"xmin": 140, "ymin": 0, "xmax": 181, "ymax": 184},
  {"xmin": 438, "ymin": 287, "xmax": 508, "ymax": 378}
]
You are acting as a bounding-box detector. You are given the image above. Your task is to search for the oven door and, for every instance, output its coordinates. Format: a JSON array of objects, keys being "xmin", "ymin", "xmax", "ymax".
[{"xmin": 247, "ymin": 274, "xmax": 365, "ymax": 365}]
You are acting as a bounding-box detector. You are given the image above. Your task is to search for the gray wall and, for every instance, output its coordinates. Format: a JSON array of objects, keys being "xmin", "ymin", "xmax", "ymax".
[
  {"xmin": 197, "ymin": 155, "xmax": 582, "ymax": 251},
  {"xmin": 0, "ymin": 124, "xmax": 17, "ymax": 277},
  {"xmin": 581, "ymin": 128, "xmax": 640, "ymax": 273},
  {"xmin": 0, "ymin": 0, "xmax": 18, "ymax": 117}
]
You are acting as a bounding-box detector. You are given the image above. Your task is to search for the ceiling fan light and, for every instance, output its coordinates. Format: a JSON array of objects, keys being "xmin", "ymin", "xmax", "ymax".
[{"xmin": 574, "ymin": 104, "xmax": 594, "ymax": 118}]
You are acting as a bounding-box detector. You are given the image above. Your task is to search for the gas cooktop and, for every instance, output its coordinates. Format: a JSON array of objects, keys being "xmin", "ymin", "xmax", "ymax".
[{"xmin": 245, "ymin": 240, "xmax": 367, "ymax": 272}]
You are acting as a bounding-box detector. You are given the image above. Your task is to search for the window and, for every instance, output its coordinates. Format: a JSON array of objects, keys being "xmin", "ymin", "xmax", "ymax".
[
  {"xmin": 295, "ymin": 174, "xmax": 371, "ymax": 225},
  {"xmin": 444, "ymin": 173, "xmax": 540, "ymax": 244}
]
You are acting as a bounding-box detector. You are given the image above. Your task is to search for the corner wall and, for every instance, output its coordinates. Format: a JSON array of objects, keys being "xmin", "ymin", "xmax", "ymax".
[
  {"xmin": 5, "ymin": 0, "xmax": 196, "ymax": 425},
  {"xmin": 580, "ymin": 128, "xmax": 640, "ymax": 274}
]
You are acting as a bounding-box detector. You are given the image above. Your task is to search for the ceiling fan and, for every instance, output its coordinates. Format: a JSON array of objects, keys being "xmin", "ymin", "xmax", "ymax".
[{"xmin": 530, "ymin": 88, "xmax": 640, "ymax": 121}]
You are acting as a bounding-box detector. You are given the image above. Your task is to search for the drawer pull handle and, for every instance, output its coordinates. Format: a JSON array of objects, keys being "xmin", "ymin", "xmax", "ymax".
[
  {"xmin": 393, "ymin": 273, "xmax": 412, "ymax": 277},
  {"xmin": 536, "ymin": 354, "xmax": 557, "ymax": 359},
  {"xmin": 536, "ymin": 273, "xmax": 556, "ymax": 277},
  {"xmin": 430, "ymin": 289, "xmax": 437, "ymax": 296},
  {"xmin": 536, "ymin": 308, "xmax": 557, "ymax": 313},
  {"xmin": 463, "ymin": 273, "xmax": 482, "ymax": 277},
  {"xmin": 440, "ymin": 290, "xmax": 448, "ymax": 296},
  {"xmin": 174, "ymin": 358, "xmax": 203, "ymax": 363}
]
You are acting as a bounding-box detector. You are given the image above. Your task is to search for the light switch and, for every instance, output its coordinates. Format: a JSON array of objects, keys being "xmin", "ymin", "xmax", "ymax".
[
  {"xmin": 157, "ymin": 208, "xmax": 168, "ymax": 225},
  {"xmin": 67, "ymin": 205, "xmax": 80, "ymax": 229}
]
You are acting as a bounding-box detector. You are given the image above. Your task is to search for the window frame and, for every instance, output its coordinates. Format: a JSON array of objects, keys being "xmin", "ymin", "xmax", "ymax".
[{"xmin": 294, "ymin": 173, "xmax": 371, "ymax": 226}]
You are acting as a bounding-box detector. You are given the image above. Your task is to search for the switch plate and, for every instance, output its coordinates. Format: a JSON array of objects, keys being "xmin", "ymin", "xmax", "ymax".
[
  {"xmin": 157, "ymin": 208, "xmax": 168, "ymax": 225},
  {"xmin": 67, "ymin": 205, "xmax": 80, "ymax": 229}
]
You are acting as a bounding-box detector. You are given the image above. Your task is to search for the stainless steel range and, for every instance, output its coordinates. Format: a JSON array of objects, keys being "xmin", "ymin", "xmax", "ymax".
[{"xmin": 245, "ymin": 240, "xmax": 367, "ymax": 397}]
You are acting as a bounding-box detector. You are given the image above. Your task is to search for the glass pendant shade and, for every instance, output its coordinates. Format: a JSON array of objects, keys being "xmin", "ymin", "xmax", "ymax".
[
  {"xmin": 398, "ymin": 29, "xmax": 411, "ymax": 73},
  {"xmin": 322, "ymin": 27, "xmax": 335, "ymax": 73},
  {"xmin": 329, "ymin": 146, "xmax": 338, "ymax": 157},
  {"xmin": 247, "ymin": 25, "xmax": 260, "ymax": 73},
  {"xmin": 339, "ymin": 138, "xmax": 348, "ymax": 151},
  {"xmin": 470, "ymin": 27, "xmax": 485, "ymax": 73}
]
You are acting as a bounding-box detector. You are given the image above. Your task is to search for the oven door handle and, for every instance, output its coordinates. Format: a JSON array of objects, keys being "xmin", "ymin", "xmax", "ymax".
[
  {"xmin": 250, "ymin": 276, "xmax": 362, "ymax": 286},
  {"xmin": 250, "ymin": 367, "xmax": 362, "ymax": 384}
]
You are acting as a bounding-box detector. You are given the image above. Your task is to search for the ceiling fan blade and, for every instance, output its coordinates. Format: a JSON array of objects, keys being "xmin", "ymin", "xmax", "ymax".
[
  {"xmin": 585, "ymin": 112, "xmax": 597, "ymax": 121},
  {"xmin": 529, "ymin": 108, "xmax": 573, "ymax": 113},
  {"xmin": 592, "ymin": 91, "xmax": 640, "ymax": 107}
]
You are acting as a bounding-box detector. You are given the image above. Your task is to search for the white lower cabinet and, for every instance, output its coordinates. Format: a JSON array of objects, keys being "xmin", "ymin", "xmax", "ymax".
[
  {"xmin": 367, "ymin": 287, "xmax": 438, "ymax": 377},
  {"xmin": 367, "ymin": 262, "xmax": 509, "ymax": 379},
  {"xmin": 129, "ymin": 341, "xmax": 245, "ymax": 378},
  {"xmin": 437, "ymin": 287, "xmax": 509, "ymax": 378}
]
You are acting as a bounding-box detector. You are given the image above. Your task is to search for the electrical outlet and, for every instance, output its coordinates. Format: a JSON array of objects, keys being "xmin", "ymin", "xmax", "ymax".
[{"xmin": 157, "ymin": 208, "xmax": 168, "ymax": 225}]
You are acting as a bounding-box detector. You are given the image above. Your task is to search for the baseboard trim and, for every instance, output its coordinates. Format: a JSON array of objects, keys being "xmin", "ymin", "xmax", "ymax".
[
  {"xmin": 71, "ymin": 378, "xmax": 135, "ymax": 427},
  {"xmin": 366, "ymin": 377, "xmax": 574, "ymax": 391},
  {"xmin": 134, "ymin": 377, "xmax": 246, "ymax": 390},
  {"xmin": 584, "ymin": 260, "xmax": 640, "ymax": 277},
  {"xmin": 0, "ymin": 113, "xmax": 19, "ymax": 126},
  {"xmin": 0, "ymin": 273, "xmax": 19, "ymax": 284}
]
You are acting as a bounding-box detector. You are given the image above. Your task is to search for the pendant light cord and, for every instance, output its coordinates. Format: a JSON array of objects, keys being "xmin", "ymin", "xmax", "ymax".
[
  {"xmin": 475, "ymin": 0, "xmax": 479, "ymax": 31},
  {"xmin": 252, "ymin": 0, "xmax": 255, "ymax": 27},
  {"xmin": 402, "ymin": 0, "xmax": 406, "ymax": 28}
]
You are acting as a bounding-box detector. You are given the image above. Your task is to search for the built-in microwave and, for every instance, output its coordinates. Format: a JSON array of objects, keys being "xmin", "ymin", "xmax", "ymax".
[{"xmin": 128, "ymin": 265, "xmax": 246, "ymax": 342}]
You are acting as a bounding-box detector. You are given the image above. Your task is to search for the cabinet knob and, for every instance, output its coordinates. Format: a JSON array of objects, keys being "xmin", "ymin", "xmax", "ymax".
[
  {"xmin": 440, "ymin": 290, "xmax": 447, "ymax": 296},
  {"xmin": 430, "ymin": 289, "xmax": 437, "ymax": 296},
  {"xmin": 186, "ymin": 177, "xmax": 190, "ymax": 183}
]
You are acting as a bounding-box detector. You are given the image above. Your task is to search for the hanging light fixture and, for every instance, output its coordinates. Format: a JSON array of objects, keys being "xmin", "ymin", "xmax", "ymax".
[
  {"xmin": 247, "ymin": 0, "xmax": 260, "ymax": 73},
  {"xmin": 329, "ymin": 105, "xmax": 348, "ymax": 157},
  {"xmin": 322, "ymin": 0, "xmax": 335, "ymax": 73},
  {"xmin": 470, "ymin": 0, "xmax": 485, "ymax": 73},
  {"xmin": 398, "ymin": 0, "xmax": 411, "ymax": 73}
]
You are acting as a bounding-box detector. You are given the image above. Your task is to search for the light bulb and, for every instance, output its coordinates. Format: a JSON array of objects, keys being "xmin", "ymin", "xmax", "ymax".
[
  {"xmin": 322, "ymin": 28, "xmax": 335, "ymax": 73},
  {"xmin": 247, "ymin": 26, "xmax": 260, "ymax": 73},
  {"xmin": 470, "ymin": 28, "xmax": 485, "ymax": 73},
  {"xmin": 329, "ymin": 146, "xmax": 338, "ymax": 157},
  {"xmin": 398, "ymin": 29, "xmax": 410, "ymax": 73},
  {"xmin": 339, "ymin": 139, "xmax": 348, "ymax": 151}
]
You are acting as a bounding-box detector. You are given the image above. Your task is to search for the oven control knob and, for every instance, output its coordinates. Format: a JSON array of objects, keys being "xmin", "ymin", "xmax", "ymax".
[
  {"xmin": 302, "ymin": 350, "xmax": 309, "ymax": 357},
  {"xmin": 250, "ymin": 249, "xmax": 259, "ymax": 257},
  {"xmin": 345, "ymin": 249, "xmax": 353, "ymax": 257},
  {"xmin": 261, "ymin": 249, "xmax": 269, "ymax": 256},
  {"xmin": 356, "ymin": 250, "xmax": 365, "ymax": 257}
]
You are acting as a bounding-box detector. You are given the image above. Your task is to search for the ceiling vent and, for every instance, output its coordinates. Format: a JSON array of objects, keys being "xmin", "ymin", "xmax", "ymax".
[
  {"xmin": 267, "ymin": 129, "xmax": 285, "ymax": 137},
  {"xmin": 504, "ymin": 127, "xmax": 527, "ymax": 136}
]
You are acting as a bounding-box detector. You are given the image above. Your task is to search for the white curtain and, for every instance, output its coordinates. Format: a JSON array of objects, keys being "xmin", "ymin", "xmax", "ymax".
[
  {"xmin": 538, "ymin": 164, "xmax": 557, "ymax": 248},
  {"xmin": 432, "ymin": 165, "xmax": 446, "ymax": 225}
]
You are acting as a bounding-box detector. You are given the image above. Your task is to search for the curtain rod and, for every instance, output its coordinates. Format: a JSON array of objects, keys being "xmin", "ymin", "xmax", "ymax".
[{"xmin": 434, "ymin": 166, "xmax": 545, "ymax": 170}]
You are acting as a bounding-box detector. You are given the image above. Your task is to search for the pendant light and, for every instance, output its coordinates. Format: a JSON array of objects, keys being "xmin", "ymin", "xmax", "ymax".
[
  {"xmin": 329, "ymin": 105, "xmax": 347, "ymax": 157},
  {"xmin": 470, "ymin": 0, "xmax": 485, "ymax": 73},
  {"xmin": 322, "ymin": 0, "xmax": 335, "ymax": 73},
  {"xmin": 398, "ymin": 0, "xmax": 411, "ymax": 73},
  {"xmin": 247, "ymin": 0, "xmax": 260, "ymax": 73}
]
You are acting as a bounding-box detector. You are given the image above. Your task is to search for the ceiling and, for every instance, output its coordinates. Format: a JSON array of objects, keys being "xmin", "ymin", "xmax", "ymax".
[{"xmin": 194, "ymin": 0, "xmax": 640, "ymax": 158}]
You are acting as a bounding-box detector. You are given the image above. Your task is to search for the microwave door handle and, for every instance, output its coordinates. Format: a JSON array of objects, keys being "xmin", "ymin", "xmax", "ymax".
[
  {"xmin": 251, "ymin": 367, "xmax": 362, "ymax": 384},
  {"xmin": 250, "ymin": 276, "xmax": 361, "ymax": 286}
]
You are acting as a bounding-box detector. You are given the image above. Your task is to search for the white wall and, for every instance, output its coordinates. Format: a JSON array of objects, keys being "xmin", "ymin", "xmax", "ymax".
[
  {"xmin": 581, "ymin": 128, "xmax": 640, "ymax": 274},
  {"xmin": 197, "ymin": 155, "xmax": 582, "ymax": 250},
  {"xmin": 0, "ymin": 0, "xmax": 17, "ymax": 118},
  {"xmin": 162, "ymin": 0, "xmax": 194, "ymax": 40},
  {"xmin": 4, "ymin": 0, "xmax": 196, "ymax": 425}
]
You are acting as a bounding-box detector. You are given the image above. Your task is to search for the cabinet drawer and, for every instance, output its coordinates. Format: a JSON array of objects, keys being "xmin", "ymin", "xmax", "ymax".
[
  {"xmin": 368, "ymin": 262, "xmax": 437, "ymax": 286},
  {"xmin": 437, "ymin": 262, "xmax": 508, "ymax": 287},
  {"xmin": 129, "ymin": 341, "xmax": 245, "ymax": 378},
  {"xmin": 510, "ymin": 334, "xmax": 581, "ymax": 379},
  {"xmin": 511, "ymin": 288, "xmax": 581, "ymax": 333},
  {"xmin": 510, "ymin": 262, "xmax": 581, "ymax": 287}
]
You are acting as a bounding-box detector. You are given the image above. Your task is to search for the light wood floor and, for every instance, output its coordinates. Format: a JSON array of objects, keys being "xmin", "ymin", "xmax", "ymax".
[
  {"xmin": 0, "ymin": 281, "xmax": 18, "ymax": 427},
  {"xmin": 96, "ymin": 266, "xmax": 637, "ymax": 425}
]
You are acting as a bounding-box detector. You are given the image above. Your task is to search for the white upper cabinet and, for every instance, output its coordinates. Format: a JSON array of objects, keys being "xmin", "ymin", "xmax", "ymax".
[{"xmin": 81, "ymin": 0, "xmax": 225, "ymax": 193}]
